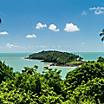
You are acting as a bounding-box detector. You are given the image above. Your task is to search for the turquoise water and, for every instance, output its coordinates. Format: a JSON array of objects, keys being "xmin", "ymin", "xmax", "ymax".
[
  {"xmin": 75, "ymin": 52, "xmax": 104, "ymax": 61},
  {"xmin": 0, "ymin": 53, "xmax": 73, "ymax": 79},
  {"xmin": 0, "ymin": 52, "xmax": 104, "ymax": 79},
  {"xmin": 0, "ymin": 53, "xmax": 46, "ymax": 72}
]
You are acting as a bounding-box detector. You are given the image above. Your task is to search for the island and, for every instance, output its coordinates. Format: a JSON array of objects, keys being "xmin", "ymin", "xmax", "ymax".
[{"xmin": 26, "ymin": 50, "xmax": 84, "ymax": 67}]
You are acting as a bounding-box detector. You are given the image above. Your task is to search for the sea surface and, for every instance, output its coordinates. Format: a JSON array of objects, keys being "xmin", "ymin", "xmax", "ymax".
[{"xmin": 0, "ymin": 52, "xmax": 104, "ymax": 79}]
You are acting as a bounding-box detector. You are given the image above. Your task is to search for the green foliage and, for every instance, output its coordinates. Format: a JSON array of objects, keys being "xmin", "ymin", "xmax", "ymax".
[
  {"xmin": 69, "ymin": 78, "xmax": 104, "ymax": 104},
  {"xmin": 0, "ymin": 60, "xmax": 104, "ymax": 103},
  {"xmin": 65, "ymin": 62, "xmax": 104, "ymax": 92},
  {"xmin": 43, "ymin": 68, "xmax": 64, "ymax": 95},
  {"xmin": 0, "ymin": 63, "xmax": 65, "ymax": 103},
  {"xmin": 0, "ymin": 61, "xmax": 14, "ymax": 83},
  {"xmin": 97, "ymin": 56, "xmax": 104, "ymax": 62}
]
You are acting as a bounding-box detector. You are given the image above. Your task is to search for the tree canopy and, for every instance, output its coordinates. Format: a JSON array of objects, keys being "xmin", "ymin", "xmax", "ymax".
[
  {"xmin": 0, "ymin": 59, "xmax": 104, "ymax": 103},
  {"xmin": 27, "ymin": 51, "xmax": 83, "ymax": 66}
]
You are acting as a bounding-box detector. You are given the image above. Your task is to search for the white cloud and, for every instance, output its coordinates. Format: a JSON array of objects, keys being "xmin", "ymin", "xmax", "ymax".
[
  {"xmin": 48, "ymin": 24, "xmax": 60, "ymax": 32},
  {"xmin": 89, "ymin": 6, "xmax": 104, "ymax": 15},
  {"xmin": 26, "ymin": 34, "xmax": 37, "ymax": 39},
  {"xmin": 0, "ymin": 31, "xmax": 8, "ymax": 36},
  {"xmin": 6, "ymin": 43, "xmax": 25, "ymax": 50},
  {"xmin": 64, "ymin": 23, "xmax": 80, "ymax": 32},
  {"xmin": 6, "ymin": 43, "xmax": 14, "ymax": 48},
  {"xmin": 36, "ymin": 22, "xmax": 47, "ymax": 29}
]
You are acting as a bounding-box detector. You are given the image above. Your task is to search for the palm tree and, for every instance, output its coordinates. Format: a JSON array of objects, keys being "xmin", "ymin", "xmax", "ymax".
[{"xmin": 100, "ymin": 29, "xmax": 104, "ymax": 41}]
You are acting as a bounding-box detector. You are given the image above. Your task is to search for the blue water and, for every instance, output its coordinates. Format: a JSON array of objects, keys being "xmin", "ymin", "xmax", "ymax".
[
  {"xmin": 0, "ymin": 52, "xmax": 104, "ymax": 79},
  {"xmin": 75, "ymin": 52, "xmax": 104, "ymax": 61},
  {"xmin": 0, "ymin": 53, "xmax": 46, "ymax": 72}
]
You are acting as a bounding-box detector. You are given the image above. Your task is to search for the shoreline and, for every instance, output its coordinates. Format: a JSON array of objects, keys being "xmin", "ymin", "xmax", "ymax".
[
  {"xmin": 26, "ymin": 57, "xmax": 84, "ymax": 68},
  {"xmin": 45, "ymin": 62, "xmax": 83, "ymax": 68},
  {"xmin": 45, "ymin": 63, "xmax": 78, "ymax": 69}
]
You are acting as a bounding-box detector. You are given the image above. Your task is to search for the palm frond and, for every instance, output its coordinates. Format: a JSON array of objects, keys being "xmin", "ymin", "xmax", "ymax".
[
  {"xmin": 101, "ymin": 36, "xmax": 104, "ymax": 41},
  {"xmin": 102, "ymin": 29, "xmax": 104, "ymax": 33},
  {"xmin": 99, "ymin": 29, "xmax": 104, "ymax": 36},
  {"xmin": 99, "ymin": 29, "xmax": 104, "ymax": 42},
  {"xmin": 99, "ymin": 32, "xmax": 104, "ymax": 36}
]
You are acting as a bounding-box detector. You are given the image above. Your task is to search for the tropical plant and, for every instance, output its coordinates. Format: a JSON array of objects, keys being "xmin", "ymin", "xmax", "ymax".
[
  {"xmin": 97, "ymin": 56, "xmax": 104, "ymax": 62},
  {"xmin": 0, "ymin": 60, "xmax": 104, "ymax": 103},
  {"xmin": 99, "ymin": 29, "xmax": 104, "ymax": 41},
  {"xmin": 0, "ymin": 61, "xmax": 14, "ymax": 83}
]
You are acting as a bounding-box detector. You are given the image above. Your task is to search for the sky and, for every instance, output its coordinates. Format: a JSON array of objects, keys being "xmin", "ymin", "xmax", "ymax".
[{"xmin": 0, "ymin": 0, "xmax": 104, "ymax": 52}]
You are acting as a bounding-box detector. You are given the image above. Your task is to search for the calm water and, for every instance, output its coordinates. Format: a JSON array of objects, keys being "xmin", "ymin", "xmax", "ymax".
[
  {"xmin": 75, "ymin": 52, "xmax": 104, "ymax": 61},
  {"xmin": 0, "ymin": 52, "xmax": 104, "ymax": 79}
]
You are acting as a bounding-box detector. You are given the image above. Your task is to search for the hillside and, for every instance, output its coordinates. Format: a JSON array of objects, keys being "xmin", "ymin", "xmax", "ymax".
[{"xmin": 27, "ymin": 51, "xmax": 84, "ymax": 66}]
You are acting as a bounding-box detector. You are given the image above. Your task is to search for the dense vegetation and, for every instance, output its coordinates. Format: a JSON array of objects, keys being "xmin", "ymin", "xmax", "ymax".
[
  {"xmin": 97, "ymin": 56, "xmax": 104, "ymax": 62},
  {"xmin": 27, "ymin": 51, "xmax": 83, "ymax": 66},
  {"xmin": 0, "ymin": 58, "xmax": 104, "ymax": 103}
]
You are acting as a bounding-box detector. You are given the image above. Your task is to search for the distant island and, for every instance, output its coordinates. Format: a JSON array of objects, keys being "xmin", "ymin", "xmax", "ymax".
[{"xmin": 26, "ymin": 51, "xmax": 84, "ymax": 67}]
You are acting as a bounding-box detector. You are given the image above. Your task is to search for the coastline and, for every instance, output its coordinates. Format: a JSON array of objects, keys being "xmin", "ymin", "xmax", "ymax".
[
  {"xmin": 26, "ymin": 57, "xmax": 84, "ymax": 68},
  {"xmin": 45, "ymin": 62, "xmax": 84, "ymax": 68},
  {"xmin": 45, "ymin": 63, "xmax": 78, "ymax": 69}
]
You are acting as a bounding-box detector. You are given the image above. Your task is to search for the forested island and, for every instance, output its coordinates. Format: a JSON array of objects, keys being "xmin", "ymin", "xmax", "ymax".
[{"xmin": 27, "ymin": 51, "xmax": 84, "ymax": 67}]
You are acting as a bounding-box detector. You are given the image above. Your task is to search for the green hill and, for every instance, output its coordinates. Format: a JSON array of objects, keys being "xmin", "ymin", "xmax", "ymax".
[{"xmin": 27, "ymin": 51, "xmax": 84, "ymax": 66}]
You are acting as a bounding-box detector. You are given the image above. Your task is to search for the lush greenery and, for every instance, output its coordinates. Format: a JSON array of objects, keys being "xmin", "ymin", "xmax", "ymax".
[
  {"xmin": 0, "ymin": 59, "xmax": 104, "ymax": 103},
  {"xmin": 97, "ymin": 56, "xmax": 104, "ymax": 62},
  {"xmin": 27, "ymin": 51, "xmax": 83, "ymax": 66}
]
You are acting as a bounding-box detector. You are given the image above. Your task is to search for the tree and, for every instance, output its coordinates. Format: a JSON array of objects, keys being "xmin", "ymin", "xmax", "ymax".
[
  {"xmin": 69, "ymin": 78, "xmax": 104, "ymax": 104},
  {"xmin": 97, "ymin": 57, "xmax": 104, "ymax": 62},
  {"xmin": 0, "ymin": 61, "xmax": 14, "ymax": 83},
  {"xmin": 1, "ymin": 60, "xmax": 104, "ymax": 103},
  {"xmin": 65, "ymin": 61, "xmax": 104, "ymax": 99},
  {"xmin": 43, "ymin": 68, "xmax": 63, "ymax": 95}
]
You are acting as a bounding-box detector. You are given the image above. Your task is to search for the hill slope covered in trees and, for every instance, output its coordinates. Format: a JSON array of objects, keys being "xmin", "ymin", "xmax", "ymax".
[{"xmin": 27, "ymin": 51, "xmax": 84, "ymax": 66}]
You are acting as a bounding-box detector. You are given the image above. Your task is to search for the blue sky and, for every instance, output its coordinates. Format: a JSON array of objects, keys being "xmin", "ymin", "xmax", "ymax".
[{"xmin": 0, "ymin": 0, "xmax": 104, "ymax": 52}]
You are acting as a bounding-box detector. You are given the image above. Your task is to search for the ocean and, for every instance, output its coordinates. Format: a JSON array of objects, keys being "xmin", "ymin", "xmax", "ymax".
[{"xmin": 0, "ymin": 52, "xmax": 104, "ymax": 79}]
